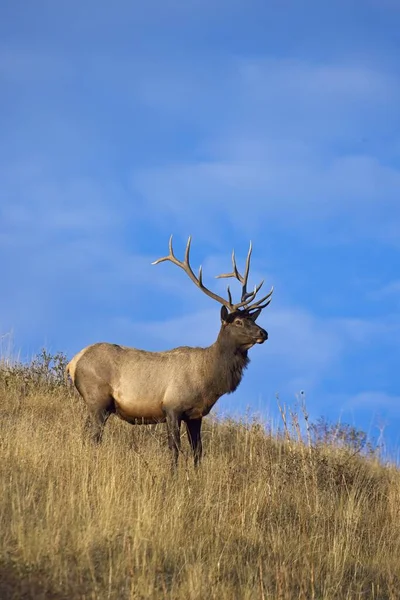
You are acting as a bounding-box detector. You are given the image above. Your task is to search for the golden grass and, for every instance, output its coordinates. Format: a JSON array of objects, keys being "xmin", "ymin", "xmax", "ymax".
[{"xmin": 1, "ymin": 361, "xmax": 400, "ymax": 599}]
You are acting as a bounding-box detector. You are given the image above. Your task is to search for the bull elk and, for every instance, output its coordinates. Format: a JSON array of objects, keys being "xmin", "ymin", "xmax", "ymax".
[{"xmin": 66, "ymin": 236, "xmax": 273, "ymax": 467}]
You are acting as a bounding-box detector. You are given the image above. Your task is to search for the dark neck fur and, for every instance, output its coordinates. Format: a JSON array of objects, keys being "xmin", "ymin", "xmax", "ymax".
[{"xmin": 212, "ymin": 330, "xmax": 250, "ymax": 395}]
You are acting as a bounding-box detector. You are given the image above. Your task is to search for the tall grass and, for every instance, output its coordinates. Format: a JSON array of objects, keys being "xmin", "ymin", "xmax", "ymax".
[{"xmin": 1, "ymin": 352, "xmax": 400, "ymax": 599}]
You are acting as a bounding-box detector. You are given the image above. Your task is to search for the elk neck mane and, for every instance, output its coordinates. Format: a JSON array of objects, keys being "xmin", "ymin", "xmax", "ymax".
[
  {"xmin": 225, "ymin": 348, "xmax": 250, "ymax": 394},
  {"xmin": 212, "ymin": 331, "xmax": 250, "ymax": 395}
]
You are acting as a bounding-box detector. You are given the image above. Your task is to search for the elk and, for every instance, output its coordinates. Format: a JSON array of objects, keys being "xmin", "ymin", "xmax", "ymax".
[{"xmin": 66, "ymin": 236, "xmax": 273, "ymax": 467}]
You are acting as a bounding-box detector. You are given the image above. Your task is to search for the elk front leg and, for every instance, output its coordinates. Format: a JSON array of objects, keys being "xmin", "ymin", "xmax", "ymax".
[
  {"xmin": 165, "ymin": 411, "xmax": 182, "ymax": 469},
  {"xmin": 185, "ymin": 419, "xmax": 202, "ymax": 467}
]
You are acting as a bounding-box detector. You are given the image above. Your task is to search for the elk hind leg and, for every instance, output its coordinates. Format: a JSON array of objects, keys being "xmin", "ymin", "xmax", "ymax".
[
  {"xmin": 75, "ymin": 374, "xmax": 114, "ymax": 445},
  {"xmin": 84, "ymin": 405, "xmax": 112, "ymax": 444}
]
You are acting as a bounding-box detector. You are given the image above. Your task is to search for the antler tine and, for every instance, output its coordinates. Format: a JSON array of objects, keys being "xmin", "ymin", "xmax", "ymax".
[
  {"xmin": 230, "ymin": 277, "xmax": 272, "ymax": 313},
  {"xmin": 215, "ymin": 249, "xmax": 242, "ymax": 281},
  {"xmin": 184, "ymin": 235, "xmax": 192, "ymax": 265},
  {"xmin": 242, "ymin": 279, "xmax": 264, "ymax": 302},
  {"xmin": 151, "ymin": 234, "xmax": 176, "ymax": 266},
  {"xmin": 198, "ymin": 264, "xmax": 204, "ymax": 286},
  {"xmin": 152, "ymin": 235, "xmax": 234, "ymax": 310},
  {"xmin": 226, "ymin": 285, "xmax": 233, "ymax": 306},
  {"xmin": 215, "ymin": 241, "xmax": 256, "ymax": 306},
  {"xmin": 241, "ymin": 241, "xmax": 252, "ymax": 299},
  {"xmin": 232, "ymin": 250, "xmax": 242, "ymax": 282},
  {"xmin": 246, "ymin": 285, "xmax": 274, "ymax": 312},
  {"xmin": 153, "ymin": 236, "xmax": 273, "ymax": 314}
]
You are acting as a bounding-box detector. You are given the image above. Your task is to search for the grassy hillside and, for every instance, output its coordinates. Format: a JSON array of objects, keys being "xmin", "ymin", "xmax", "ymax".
[{"xmin": 1, "ymin": 352, "xmax": 400, "ymax": 599}]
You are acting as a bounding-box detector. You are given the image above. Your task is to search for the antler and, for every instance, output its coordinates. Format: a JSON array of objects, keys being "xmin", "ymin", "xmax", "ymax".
[
  {"xmin": 152, "ymin": 236, "xmax": 273, "ymax": 313},
  {"xmin": 215, "ymin": 241, "xmax": 274, "ymax": 313}
]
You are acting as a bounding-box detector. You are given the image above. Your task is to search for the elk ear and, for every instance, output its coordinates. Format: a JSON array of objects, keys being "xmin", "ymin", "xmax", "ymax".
[
  {"xmin": 220, "ymin": 305, "xmax": 229, "ymax": 323},
  {"xmin": 248, "ymin": 308, "xmax": 262, "ymax": 322}
]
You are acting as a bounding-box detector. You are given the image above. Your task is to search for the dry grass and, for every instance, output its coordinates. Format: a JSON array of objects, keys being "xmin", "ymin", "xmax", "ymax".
[{"xmin": 1, "ymin": 355, "xmax": 400, "ymax": 599}]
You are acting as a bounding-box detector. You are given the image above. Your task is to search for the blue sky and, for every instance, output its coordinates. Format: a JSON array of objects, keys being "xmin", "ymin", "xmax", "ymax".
[{"xmin": 1, "ymin": 0, "xmax": 399, "ymax": 452}]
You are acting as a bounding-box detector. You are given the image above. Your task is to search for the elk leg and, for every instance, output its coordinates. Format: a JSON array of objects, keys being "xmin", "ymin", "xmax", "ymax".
[
  {"xmin": 165, "ymin": 411, "xmax": 182, "ymax": 469},
  {"xmin": 185, "ymin": 419, "xmax": 203, "ymax": 467},
  {"xmin": 75, "ymin": 373, "xmax": 114, "ymax": 445},
  {"xmin": 84, "ymin": 406, "xmax": 111, "ymax": 444}
]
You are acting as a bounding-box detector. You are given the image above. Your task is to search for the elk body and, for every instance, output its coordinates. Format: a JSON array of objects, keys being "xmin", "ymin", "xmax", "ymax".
[{"xmin": 66, "ymin": 237, "xmax": 273, "ymax": 467}]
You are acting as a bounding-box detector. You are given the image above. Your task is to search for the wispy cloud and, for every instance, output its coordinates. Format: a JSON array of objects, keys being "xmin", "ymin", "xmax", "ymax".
[
  {"xmin": 130, "ymin": 57, "xmax": 400, "ymax": 245},
  {"xmin": 369, "ymin": 280, "xmax": 400, "ymax": 303},
  {"xmin": 1, "ymin": 0, "xmax": 399, "ymax": 440},
  {"xmin": 346, "ymin": 391, "xmax": 400, "ymax": 413},
  {"xmin": 105, "ymin": 301, "xmax": 398, "ymax": 399}
]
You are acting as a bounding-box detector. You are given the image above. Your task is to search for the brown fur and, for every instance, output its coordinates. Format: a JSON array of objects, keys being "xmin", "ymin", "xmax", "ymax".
[{"xmin": 67, "ymin": 308, "xmax": 268, "ymax": 467}]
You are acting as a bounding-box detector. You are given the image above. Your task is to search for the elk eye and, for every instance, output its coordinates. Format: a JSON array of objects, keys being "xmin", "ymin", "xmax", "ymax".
[{"xmin": 235, "ymin": 319, "xmax": 243, "ymax": 327}]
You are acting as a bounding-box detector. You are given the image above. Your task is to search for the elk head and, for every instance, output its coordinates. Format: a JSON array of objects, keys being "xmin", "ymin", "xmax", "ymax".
[
  {"xmin": 219, "ymin": 306, "xmax": 268, "ymax": 351},
  {"xmin": 152, "ymin": 236, "xmax": 273, "ymax": 350}
]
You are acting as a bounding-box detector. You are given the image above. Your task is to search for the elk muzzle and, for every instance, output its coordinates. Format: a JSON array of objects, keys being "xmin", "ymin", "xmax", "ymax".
[{"xmin": 256, "ymin": 327, "xmax": 268, "ymax": 344}]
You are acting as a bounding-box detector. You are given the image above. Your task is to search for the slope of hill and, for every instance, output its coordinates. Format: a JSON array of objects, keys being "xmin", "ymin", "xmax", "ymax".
[{"xmin": 1, "ymin": 352, "xmax": 399, "ymax": 599}]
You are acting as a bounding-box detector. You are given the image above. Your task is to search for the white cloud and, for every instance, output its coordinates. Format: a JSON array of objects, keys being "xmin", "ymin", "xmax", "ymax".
[
  {"xmin": 113, "ymin": 308, "xmax": 220, "ymax": 350},
  {"xmin": 238, "ymin": 59, "xmax": 400, "ymax": 143},
  {"xmin": 132, "ymin": 152, "xmax": 400, "ymax": 245},
  {"xmin": 267, "ymin": 307, "xmax": 342, "ymax": 375},
  {"xmin": 1, "ymin": 35, "xmax": 399, "ymax": 430},
  {"xmin": 97, "ymin": 302, "xmax": 398, "ymax": 397},
  {"xmin": 131, "ymin": 57, "xmax": 398, "ymax": 141},
  {"xmin": 346, "ymin": 391, "xmax": 400, "ymax": 413},
  {"xmin": 0, "ymin": 158, "xmax": 132, "ymax": 237},
  {"xmin": 333, "ymin": 315, "xmax": 399, "ymax": 344},
  {"xmin": 369, "ymin": 280, "xmax": 400, "ymax": 302},
  {"xmin": 127, "ymin": 55, "xmax": 399, "ymax": 246},
  {"xmin": 272, "ymin": 60, "xmax": 378, "ymax": 91}
]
